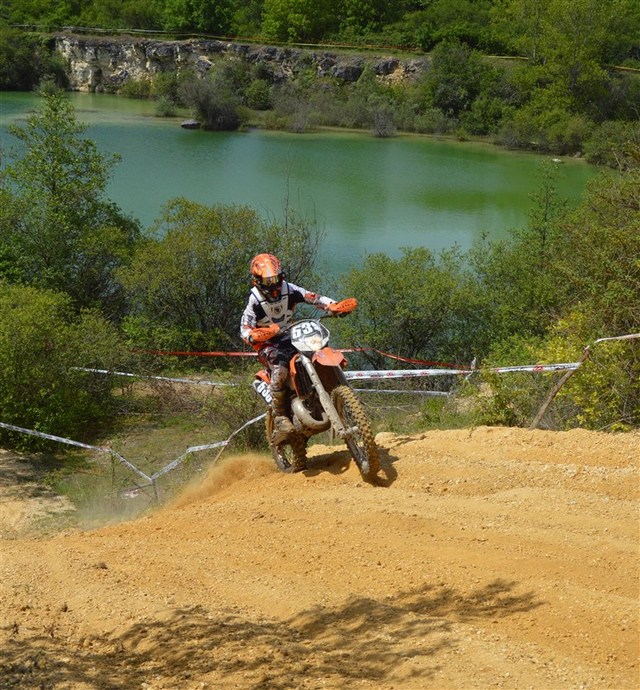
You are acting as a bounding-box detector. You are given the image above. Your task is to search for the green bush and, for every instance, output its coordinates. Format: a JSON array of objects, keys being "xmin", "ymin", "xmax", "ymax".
[
  {"xmin": 178, "ymin": 71, "xmax": 242, "ymax": 131},
  {"xmin": 152, "ymin": 71, "xmax": 180, "ymax": 102},
  {"xmin": 584, "ymin": 120, "xmax": 640, "ymax": 168},
  {"xmin": 119, "ymin": 77, "xmax": 153, "ymax": 98},
  {"xmin": 499, "ymin": 88, "xmax": 592, "ymax": 154},
  {"xmin": 154, "ymin": 96, "xmax": 178, "ymax": 117},
  {"xmin": 245, "ymin": 79, "xmax": 273, "ymax": 110},
  {"xmin": 474, "ymin": 315, "xmax": 639, "ymax": 430},
  {"xmin": 0, "ymin": 283, "xmax": 129, "ymax": 450},
  {"xmin": 338, "ymin": 247, "xmax": 488, "ymax": 366}
]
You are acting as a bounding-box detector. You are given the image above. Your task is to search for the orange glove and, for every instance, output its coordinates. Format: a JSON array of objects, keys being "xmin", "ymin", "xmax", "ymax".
[
  {"xmin": 249, "ymin": 324, "xmax": 280, "ymax": 344},
  {"xmin": 328, "ymin": 298, "xmax": 357, "ymax": 316}
]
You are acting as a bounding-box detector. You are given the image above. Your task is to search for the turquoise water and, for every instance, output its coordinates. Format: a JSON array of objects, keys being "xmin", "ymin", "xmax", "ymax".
[{"xmin": 0, "ymin": 91, "xmax": 597, "ymax": 275}]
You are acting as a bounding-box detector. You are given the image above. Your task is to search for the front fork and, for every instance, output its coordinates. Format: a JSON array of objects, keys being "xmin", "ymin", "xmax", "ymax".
[{"xmin": 296, "ymin": 355, "xmax": 354, "ymax": 440}]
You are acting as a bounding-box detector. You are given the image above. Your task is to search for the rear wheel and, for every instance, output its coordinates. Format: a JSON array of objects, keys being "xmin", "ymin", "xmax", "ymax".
[
  {"xmin": 331, "ymin": 385, "xmax": 379, "ymax": 480},
  {"xmin": 265, "ymin": 410, "xmax": 307, "ymax": 473}
]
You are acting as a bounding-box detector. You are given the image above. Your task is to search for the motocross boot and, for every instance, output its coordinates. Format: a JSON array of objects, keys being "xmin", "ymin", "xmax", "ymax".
[{"xmin": 271, "ymin": 389, "xmax": 294, "ymax": 443}]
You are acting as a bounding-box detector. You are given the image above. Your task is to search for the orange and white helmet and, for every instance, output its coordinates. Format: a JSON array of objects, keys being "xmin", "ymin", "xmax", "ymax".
[{"xmin": 250, "ymin": 253, "xmax": 284, "ymax": 302}]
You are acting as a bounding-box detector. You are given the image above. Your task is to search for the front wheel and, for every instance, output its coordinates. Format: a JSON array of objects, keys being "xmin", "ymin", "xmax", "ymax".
[{"xmin": 331, "ymin": 385, "xmax": 379, "ymax": 481}]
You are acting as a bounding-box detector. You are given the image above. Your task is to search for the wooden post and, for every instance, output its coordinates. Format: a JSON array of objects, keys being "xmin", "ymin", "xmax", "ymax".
[{"xmin": 529, "ymin": 346, "xmax": 591, "ymax": 430}]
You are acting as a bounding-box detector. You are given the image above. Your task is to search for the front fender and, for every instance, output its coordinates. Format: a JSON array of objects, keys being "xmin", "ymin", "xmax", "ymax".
[
  {"xmin": 312, "ymin": 347, "xmax": 346, "ymax": 368},
  {"xmin": 255, "ymin": 369, "xmax": 271, "ymax": 384}
]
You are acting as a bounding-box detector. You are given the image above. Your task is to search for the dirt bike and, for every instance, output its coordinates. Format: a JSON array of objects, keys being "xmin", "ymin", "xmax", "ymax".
[{"xmin": 250, "ymin": 298, "xmax": 379, "ymax": 482}]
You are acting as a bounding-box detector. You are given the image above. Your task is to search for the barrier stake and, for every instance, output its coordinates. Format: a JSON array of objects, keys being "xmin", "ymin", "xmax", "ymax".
[{"xmin": 529, "ymin": 333, "xmax": 639, "ymax": 429}]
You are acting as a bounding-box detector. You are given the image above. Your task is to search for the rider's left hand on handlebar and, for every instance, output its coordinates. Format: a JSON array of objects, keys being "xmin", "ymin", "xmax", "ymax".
[{"xmin": 327, "ymin": 298, "xmax": 358, "ymax": 316}]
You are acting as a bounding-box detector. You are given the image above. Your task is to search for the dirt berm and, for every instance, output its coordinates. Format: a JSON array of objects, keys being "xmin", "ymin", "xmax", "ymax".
[{"xmin": 1, "ymin": 426, "xmax": 638, "ymax": 689}]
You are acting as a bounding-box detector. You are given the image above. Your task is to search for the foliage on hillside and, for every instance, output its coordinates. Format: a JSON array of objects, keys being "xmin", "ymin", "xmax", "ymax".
[
  {"xmin": 4, "ymin": 0, "xmax": 639, "ymax": 67},
  {"xmin": 2, "ymin": 0, "xmax": 639, "ymax": 157}
]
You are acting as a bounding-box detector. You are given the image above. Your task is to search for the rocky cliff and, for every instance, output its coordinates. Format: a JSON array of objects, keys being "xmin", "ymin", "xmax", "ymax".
[{"xmin": 53, "ymin": 34, "xmax": 427, "ymax": 92}]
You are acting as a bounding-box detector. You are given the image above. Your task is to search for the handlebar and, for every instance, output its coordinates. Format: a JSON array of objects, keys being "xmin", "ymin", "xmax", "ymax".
[{"xmin": 249, "ymin": 297, "xmax": 357, "ymax": 344}]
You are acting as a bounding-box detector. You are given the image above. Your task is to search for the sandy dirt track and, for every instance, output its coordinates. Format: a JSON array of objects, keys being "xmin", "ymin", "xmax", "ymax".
[{"xmin": 1, "ymin": 426, "xmax": 638, "ymax": 690}]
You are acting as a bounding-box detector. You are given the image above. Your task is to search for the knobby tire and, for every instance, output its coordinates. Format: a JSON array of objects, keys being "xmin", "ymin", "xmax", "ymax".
[
  {"xmin": 331, "ymin": 385, "xmax": 379, "ymax": 480},
  {"xmin": 265, "ymin": 410, "xmax": 307, "ymax": 473}
]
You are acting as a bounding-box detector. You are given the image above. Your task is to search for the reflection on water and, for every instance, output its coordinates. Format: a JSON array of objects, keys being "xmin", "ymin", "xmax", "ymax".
[{"xmin": 0, "ymin": 91, "xmax": 596, "ymax": 275}]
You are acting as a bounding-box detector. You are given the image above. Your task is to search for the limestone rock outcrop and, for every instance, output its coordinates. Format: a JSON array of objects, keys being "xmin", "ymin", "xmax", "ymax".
[{"xmin": 53, "ymin": 34, "xmax": 427, "ymax": 92}]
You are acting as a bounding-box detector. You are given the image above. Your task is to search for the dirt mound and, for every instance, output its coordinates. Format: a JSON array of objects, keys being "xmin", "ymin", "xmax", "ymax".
[{"xmin": 1, "ymin": 427, "xmax": 638, "ymax": 689}]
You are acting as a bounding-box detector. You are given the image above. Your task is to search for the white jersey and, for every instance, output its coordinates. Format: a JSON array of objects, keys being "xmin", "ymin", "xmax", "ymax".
[{"xmin": 240, "ymin": 281, "xmax": 334, "ymax": 341}]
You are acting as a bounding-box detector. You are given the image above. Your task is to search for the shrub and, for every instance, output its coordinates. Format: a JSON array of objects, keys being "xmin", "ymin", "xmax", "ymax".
[
  {"xmin": 413, "ymin": 107, "xmax": 451, "ymax": 134},
  {"xmin": 338, "ymin": 247, "xmax": 488, "ymax": 366},
  {"xmin": 178, "ymin": 72, "xmax": 242, "ymax": 131},
  {"xmin": 499, "ymin": 88, "xmax": 592, "ymax": 154},
  {"xmin": 119, "ymin": 78, "xmax": 152, "ymax": 99},
  {"xmin": 474, "ymin": 315, "xmax": 639, "ymax": 430},
  {"xmin": 583, "ymin": 120, "xmax": 640, "ymax": 168},
  {"xmin": 119, "ymin": 199, "xmax": 322, "ymax": 350},
  {"xmin": 155, "ymin": 96, "xmax": 178, "ymax": 117},
  {"xmin": 245, "ymin": 79, "xmax": 273, "ymax": 110},
  {"xmin": 0, "ymin": 283, "xmax": 129, "ymax": 450},
  {"xmin": 152, "ymin": 71, "xmax": 180, "ymax": 102}
]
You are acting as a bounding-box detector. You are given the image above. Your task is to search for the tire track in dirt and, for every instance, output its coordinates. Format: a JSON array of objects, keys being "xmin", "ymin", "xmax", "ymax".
[{"xmin": 1, "ymin": 427, "xmax": 638, "ymax": 689}]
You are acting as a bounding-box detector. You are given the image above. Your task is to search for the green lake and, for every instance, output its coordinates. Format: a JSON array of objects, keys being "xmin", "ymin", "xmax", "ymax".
[{"xmin": 0, "ymin": 91, "xmax": 597, "ymax": 276}]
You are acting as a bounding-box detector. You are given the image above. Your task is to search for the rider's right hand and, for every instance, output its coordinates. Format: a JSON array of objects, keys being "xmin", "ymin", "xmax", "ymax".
[{"xmin": 249, "ymin": 324, "xmax": 280, "ymax": 344}]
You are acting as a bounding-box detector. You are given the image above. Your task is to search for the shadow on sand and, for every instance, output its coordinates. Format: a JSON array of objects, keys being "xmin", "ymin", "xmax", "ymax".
[
  {"xmin": 1, "ymin": 579, "xmax": 543, "ymax": 689},
  {"xmin": 302, "ymin": 445, "xmax": 400, "ymax": 487}
]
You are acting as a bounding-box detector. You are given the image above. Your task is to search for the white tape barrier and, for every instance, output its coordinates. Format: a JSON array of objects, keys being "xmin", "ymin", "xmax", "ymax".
[
  {"xmin": 150, "ymin": 413, "xmax": 265, "ymax": 480},
  {"xmin": 74, "ymin": 333, "xmax": 638, "ymax": 387},
  {"xmin": 0, "ymin": 413, "xmax": 267, "ymax": 491},
  {"xmin": 0, "ymin": 421, "xmax": 153, "ymax": 483},
  {"xmin": 353, "ymin": 388, "xmax": 449, "ymax": 396},
  {"xmin": 345, "ymin": 362, "xmax": 581, "ymax": 380},
  {"xmin": 74, "ymin": 367, "xmax": 235, "ymax": 386},
  {"xmin": 594, "ymin": 333, "xmax": 640, "ymax": 344}
]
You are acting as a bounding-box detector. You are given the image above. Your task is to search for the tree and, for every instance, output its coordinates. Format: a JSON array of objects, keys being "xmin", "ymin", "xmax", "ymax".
[
  {"xmin": 0, "ymin": 91, "xmax": 140, "ymax": 317},
  {"xmin": 339, "ymin": 0, "xmax": 404, "ymax": 37},
  {"xmin": 421, "ymin": 40, "xmax": 496, "ymax": 119},
  {"xmin": 550, "ymin": 147, "xmax": 640, "ymax": 335},
  {"xmin": 469, "ymin": 161, "xmax": 569, "ymax": 341},
  {"xmin": 0, "ymin": 27, "xmax": 40, "ymax": 90},
  {"xmin": 78, "ymin": 0, "xmax": 163, "ymax": 30},
  {"xmin": 262, "ymin": 0, "xmax": 340, "ymax": 43},
  {"xmin": 489, "ymin": 0, "xmax": 551, "ymax": 62},
  {"xmin": 420, "ymin": 0, "xmax": 495, "ymax": 51},
  {"xmin": 119, "ymin": 199, "xmax": 322, "ymax": 350},
  {"xmin": 490, "ymin": 0, "xmax": 638, "ymax": 120},
  {"xmin": 177, "ymin": 66, "xmax": 243, "ymax": 130},
  {"xmin": 0, "ymin": 27, "xmax": 68, "ymax": 90},
  {"xmin": 162, "ymin": 0, "xmax": 236, "ymax": 34},
  {"xmin": 338, "ymin": 247, "xmax": 488, "ymax": 365}
]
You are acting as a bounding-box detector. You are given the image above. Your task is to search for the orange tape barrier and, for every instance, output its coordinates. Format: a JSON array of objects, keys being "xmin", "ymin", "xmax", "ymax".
[
  {"xmin": 132, "ymin": 347, "xmax": 469, "ymax": 369},
  {"xmin": 132, "ymin": 349, "xmax": 257, "ymax": 357}
]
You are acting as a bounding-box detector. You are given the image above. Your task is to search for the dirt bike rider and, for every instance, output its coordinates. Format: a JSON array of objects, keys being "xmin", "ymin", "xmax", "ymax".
[{"xmin": 241, "ymin": 253, "xmax": 337, "ymax": 441}]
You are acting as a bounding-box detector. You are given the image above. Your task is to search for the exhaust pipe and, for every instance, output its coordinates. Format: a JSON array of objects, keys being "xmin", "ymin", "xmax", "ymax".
[{"xmin": 291, "ymin": 397, "xmax": 330, "ymax": 431}]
